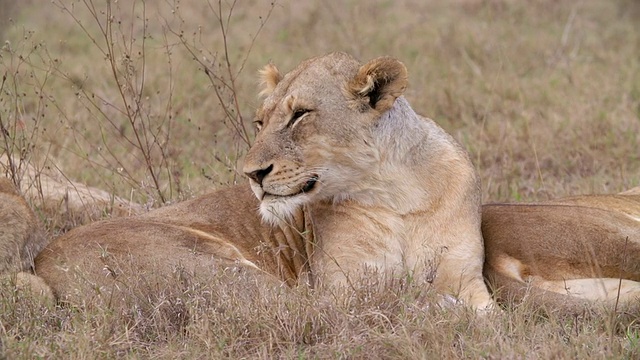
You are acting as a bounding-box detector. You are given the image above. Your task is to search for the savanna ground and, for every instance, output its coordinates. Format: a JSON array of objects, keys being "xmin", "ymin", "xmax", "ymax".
[{"xmin": 1, "ymin": 0, "xmax": 640, "ymax": 358}]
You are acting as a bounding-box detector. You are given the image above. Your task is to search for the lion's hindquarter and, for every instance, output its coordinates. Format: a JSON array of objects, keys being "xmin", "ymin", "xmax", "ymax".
[{"xmin": 483, "ymin": 194, "xmax": 640, "ymax": 307}]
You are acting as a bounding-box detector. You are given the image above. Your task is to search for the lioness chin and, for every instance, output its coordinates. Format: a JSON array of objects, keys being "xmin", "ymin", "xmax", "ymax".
[
  {"xmin": 483, "ymin": 188, "xmax": 640, "ymax": 310},
  {"xmin": 31, "ymin": 52, "xmax": 495, "ymax": 311}
]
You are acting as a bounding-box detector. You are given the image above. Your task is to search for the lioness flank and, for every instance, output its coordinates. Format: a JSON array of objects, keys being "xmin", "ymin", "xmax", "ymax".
[
  {"xmin": 483, "ymin": 187, "xmax": 640, "ymax": 310},
  {"xmin": 32, "ymin": 52, "xmax": 495, "ymax": 311}
]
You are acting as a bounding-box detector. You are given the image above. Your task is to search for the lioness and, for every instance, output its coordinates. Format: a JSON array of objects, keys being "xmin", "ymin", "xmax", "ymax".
[
  {"xmin": 0, "ymin": 178, "xmax": 48, "ymax": 274},
  {"xmin": 483, "ymin": 188, "xmax": 640, "ymax": 309},
  {"xmin": 32, "ymin": 52, "xmax": 495, "ymax": 310}
]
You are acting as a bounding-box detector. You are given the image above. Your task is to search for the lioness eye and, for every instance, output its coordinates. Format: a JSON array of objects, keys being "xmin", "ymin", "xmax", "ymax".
[
  {"xmin": 289, "ymin": 109, "xmax": 310, "ymax": 127},
  {"xmin": 254, "ymin": 119, "xmax": 263, "ymax": 131}
]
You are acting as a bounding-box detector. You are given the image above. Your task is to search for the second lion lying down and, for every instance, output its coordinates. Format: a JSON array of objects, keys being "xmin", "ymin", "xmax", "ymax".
[{"xmin": 483, "ymin": 188, "xmax": 640, "ymax": 309}]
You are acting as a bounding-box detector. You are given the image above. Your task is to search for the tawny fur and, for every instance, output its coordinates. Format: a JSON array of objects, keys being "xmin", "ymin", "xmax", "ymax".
[
  {"xmin": 244, "ymin": 52, "xmax": 494, "ymax": 310},
  {"xmin": 34, "ymin": 185, "xmax": 307, "ymax": 301},
  {"xmin": 32, "ymin": 53, "xmax": 494, "ymax": 311},
  {"xmin": 21, "ymin": 53, "xmax": 639, "ymax": 312},
  {"xmin": 483, "ymin": 191, "xmax": 640, "ymax": 310},
  {"xmin": 0, "ymin": 178, "xmax": 48, "ymax": 274}
]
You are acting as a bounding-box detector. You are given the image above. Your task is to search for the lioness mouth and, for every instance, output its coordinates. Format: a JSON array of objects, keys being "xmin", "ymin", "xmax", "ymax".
[{"xmin": 263, "ymin": 176, "xmax": 318, "ymax": 199}]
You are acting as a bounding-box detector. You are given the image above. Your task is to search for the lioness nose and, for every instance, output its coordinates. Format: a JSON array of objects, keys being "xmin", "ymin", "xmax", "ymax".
[{"xmin": 245, "ymin": 164, "xmax": 273, "ymax": 186}]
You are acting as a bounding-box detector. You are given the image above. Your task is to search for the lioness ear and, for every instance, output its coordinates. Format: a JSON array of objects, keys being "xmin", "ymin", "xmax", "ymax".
[
  {"xmin": 347, "ymin": 56, "xmax": 408, "ymax": 113},
  {"xmin": 259, "ymin": 63, "xmax": 282, "ymax": 97},
  {"xmin": 0, "ymin": 178, "xmax": 19, "ymax": 196}
]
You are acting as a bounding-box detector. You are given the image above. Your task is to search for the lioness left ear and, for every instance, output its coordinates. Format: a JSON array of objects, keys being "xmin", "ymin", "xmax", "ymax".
[
  {"xmin": 259, "ymin": 63, "xmax": 282, "ymax": 97},
  {"xmin": 347, "ymin": 56, "xmax": 408, "ymax": 113}
]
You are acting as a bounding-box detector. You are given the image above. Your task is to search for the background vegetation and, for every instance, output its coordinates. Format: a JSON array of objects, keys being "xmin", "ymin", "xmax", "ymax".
[{"xmin": 1, "ymin": 0, "xmax": 639, "ymax": 358}]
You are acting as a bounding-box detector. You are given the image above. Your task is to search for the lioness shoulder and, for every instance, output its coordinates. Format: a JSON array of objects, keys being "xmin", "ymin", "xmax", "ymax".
[{"xmin": 482, "ymin": 189, "xmax": 640, "ymax": 310}]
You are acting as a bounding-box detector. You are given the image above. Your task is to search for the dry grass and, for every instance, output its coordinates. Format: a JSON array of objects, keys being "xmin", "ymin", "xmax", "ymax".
[
  {"xmin": 2, "ymin": 270, "xmax": 639, "ymax": 359},
  {"xmin": 1, "ymin": 0, "xmax": 640, "ymax": 358}
]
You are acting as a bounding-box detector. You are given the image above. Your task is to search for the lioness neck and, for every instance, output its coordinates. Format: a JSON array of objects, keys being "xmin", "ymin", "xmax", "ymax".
[{"xmin": 338, "ymin": 96, "xmax": 476, "ymax": 215}]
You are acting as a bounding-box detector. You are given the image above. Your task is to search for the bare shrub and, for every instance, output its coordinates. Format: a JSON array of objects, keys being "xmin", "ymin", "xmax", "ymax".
[
  {"xmin": 0, "ymin": 0, "xmax": 19, "ymax": 41},
  {"xmin": 167, "ymin": 0, "xmax": 275, "ymax": 182},
  {"xmin": 1, "ymin": 0, "xmax": 275, "ymax": 214},
  {"xmin": 46, "ymin": 0, "xmax": 275, "ymax": 202},
  {"xmin": 0, "ymin": 34, "xmax": 50, "ymax": 186}
]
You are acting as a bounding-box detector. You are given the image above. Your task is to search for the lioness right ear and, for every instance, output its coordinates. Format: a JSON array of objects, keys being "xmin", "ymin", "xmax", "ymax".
[
  {"xmin": 347, "ymin": 56, "xmax": 408, "ymax": 113},
  {"xmin": 259, "ymin": 63, "xmax": 282, "ymax": 97}
]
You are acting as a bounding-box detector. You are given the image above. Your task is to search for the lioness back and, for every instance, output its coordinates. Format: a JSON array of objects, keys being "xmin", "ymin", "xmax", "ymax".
[
  {"xmin": 34, "ymin": 184, "xmax": 307, "ymax": 302},
  {"xmin": 483, "ymin": 191, "xmax": 640, "ymax": 310},
  {"xmin": 0, "ymin": 178, "xmax": 48, "ymax": 274}
]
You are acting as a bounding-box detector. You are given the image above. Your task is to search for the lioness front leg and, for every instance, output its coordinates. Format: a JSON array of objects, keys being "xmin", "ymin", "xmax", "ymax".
[
  {"xmin": 308, "ymin": 203, "xmax": 494, "ymax": 312},
  {"xmin": 307, "ymin": 203, "xmax": 405, "ymax": 288},
  {"xmin": 433, "ymin": 247, "xmax": 494, "ymax": 311}
]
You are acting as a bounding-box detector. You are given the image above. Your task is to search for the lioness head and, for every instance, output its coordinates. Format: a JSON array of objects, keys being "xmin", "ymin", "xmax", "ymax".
[{"xmin": 243, "ymin": 52, "xmax": 408, "ymax": 224}]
